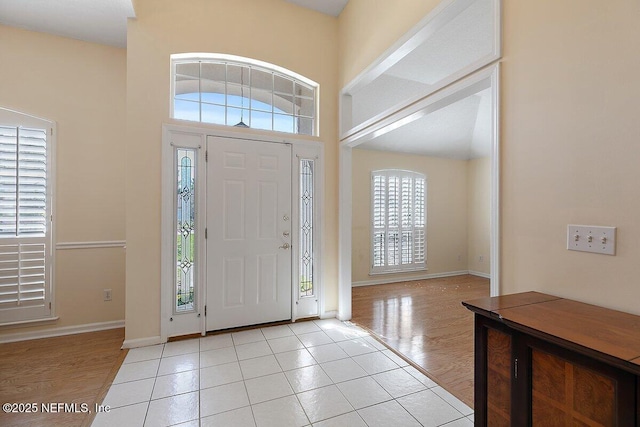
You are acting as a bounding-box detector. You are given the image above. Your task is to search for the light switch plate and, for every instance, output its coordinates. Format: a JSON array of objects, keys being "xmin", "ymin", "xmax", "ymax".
[{"xmin": 567, "ymin": 225, "xmax": 616, "ymax": 255}]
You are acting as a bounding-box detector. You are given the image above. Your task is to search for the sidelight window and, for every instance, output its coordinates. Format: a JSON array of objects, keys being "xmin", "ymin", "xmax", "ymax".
[{"xmin": 175, "ymin": 148, "xmax": 196, "ymax": 312}]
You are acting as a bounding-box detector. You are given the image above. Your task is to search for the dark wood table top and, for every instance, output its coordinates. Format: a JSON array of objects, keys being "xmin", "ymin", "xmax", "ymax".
[
  {"xmin": 461, "ymin": 291, "xmax": 561, "ymax": 316},
  {"xmin": 463, "ymin": 292, "xmax": 640, "ymax": 368}
]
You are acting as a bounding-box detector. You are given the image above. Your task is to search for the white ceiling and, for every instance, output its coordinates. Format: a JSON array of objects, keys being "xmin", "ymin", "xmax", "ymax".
[
  {"xmin": 384, "ymin": 0, "xmax": 493, "ymax": 86},
  {"xmin": 0, "ymin": 0, "xmax": 135, "ymax": 47},
  {"xmin": 357, "ymin": 88, "xmax": 491, "ymax": 160},
  {"xmin": 349, "ymin": 0, "xmax": 495, "ymax": 160},
  {"xmin": 285, "ymin": 0, "xmax": 349, "ymax": 17}
]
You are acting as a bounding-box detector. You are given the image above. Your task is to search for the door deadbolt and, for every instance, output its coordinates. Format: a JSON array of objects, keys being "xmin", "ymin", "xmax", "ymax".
[{"xmin": 283, "ymin": 231, "xmax": 290, "ymax": 237}]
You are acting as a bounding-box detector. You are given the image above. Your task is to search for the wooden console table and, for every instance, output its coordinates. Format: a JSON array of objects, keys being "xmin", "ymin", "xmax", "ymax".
[{"xmin": 463, "ymin": 292, "xmax": 640, "ymax": 426}]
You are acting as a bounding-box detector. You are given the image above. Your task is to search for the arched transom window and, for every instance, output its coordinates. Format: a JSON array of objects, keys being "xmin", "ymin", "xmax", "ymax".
[{"xmin": 171, "ymin": 54, "xmax": 318, "ymax": 136}]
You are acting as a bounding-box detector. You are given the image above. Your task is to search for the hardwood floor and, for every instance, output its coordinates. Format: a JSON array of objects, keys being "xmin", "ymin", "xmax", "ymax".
[
  {"xmin": 0, "ymin": 328, "xmax": 126, "ymax": 427},
  {"xmin": 351, "ymin": 274, "xmax": 490, "ymax": 408}
]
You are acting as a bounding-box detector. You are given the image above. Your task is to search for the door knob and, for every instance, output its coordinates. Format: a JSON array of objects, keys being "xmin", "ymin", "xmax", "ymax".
[{"xmin": 279, "ymin": 243, "xmax": 290, "ymax": 250}]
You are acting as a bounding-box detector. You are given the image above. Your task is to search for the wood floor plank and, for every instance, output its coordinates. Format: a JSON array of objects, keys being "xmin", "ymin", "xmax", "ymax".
[
  {"xmin": 0, "ymin": 328, "xmax": 126, "ymax": 427},
  {"xmin": 352, "ymin": 274, "xmax": 489, "ymax": 408}
]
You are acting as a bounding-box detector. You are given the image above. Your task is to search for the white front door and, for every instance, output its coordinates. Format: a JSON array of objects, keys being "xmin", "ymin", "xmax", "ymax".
[{"xmin": 206, "ymin": 136, "xmax": 292, "ymax": 331}]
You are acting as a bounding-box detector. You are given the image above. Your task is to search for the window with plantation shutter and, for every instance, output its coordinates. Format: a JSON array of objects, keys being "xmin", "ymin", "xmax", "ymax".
[
  {"xmin": 371, "ymin": 170, "xmax": 426, "ymax": 274},
  {"xmin": 0, "ymin": 108, "xmax": 54, "ymax": 324}
]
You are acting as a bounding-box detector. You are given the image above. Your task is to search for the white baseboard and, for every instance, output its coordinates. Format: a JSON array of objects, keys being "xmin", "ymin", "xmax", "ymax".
[
  {"xmin": 352, "ymin": 270, "xmax": 470, "ymax": 287},
  {"xmin": 468, "ymin": 270, "xmax": 491, "ymax": 279},
  {"xmin": 122, "ymin": 335, "xmax": 163, "ymax": 349},
  {"xmin": 0, "ymin": 320, "xmax": 124, "ymax": 344},
  {"xmin": 320, "ymin": 310, "xmax": 337, "ymax": 320}
]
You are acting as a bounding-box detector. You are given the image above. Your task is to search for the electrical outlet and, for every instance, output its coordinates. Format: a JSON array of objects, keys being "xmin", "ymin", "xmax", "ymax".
[
  {"xmin": 478, "ymin": 255, "xmax": 484, "ymax": 262},
  {"xmin": 103, "ymin": 289, "xmax": 112, "ymax": 301},
  {"xmin": 457, "ymin": 254, "xmax": 462, "ymax": 262},
  {"xmin": 567, "ymin": 225, "xmax": 616, "ymax": 255}
]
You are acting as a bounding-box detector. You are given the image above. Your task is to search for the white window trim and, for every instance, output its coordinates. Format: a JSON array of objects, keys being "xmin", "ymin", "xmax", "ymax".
[
  {"xmin": 0, "ymin": 107, "xmax": 56, "ymax": 326},
  {"xmin": 170, "ymin": 53, "xmax": 320, "ymax": 137},
  {"xmin": 370, "ymin": 169, "xmax": 426, "ymax": 275}
]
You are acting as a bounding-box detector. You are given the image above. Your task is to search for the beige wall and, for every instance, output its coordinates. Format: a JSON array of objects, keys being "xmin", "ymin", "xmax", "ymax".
[
  {"xmin": 0, "ymin": 25, "xmax": 127, "ymax": 336},
  {"xmin": 340, "ymin": 1, "xmax": 640, "ymax": 315},
  {"xmin": 126, "ymin": 0, "xmax": 339, "ymax": 341},
  {"xmin": 338, "ymin": 0, "xmax": 441, "ymax": 88},
  {"xmin": 352, "ymin": 149, "xmax": 469, "ymax": 283},
  {"xmin": 467, "ymin": 157, "xmax": 490, "ymax": 275},
  {"xmin": 500, "ymin": 0, "xmax": 640, "ymax": 314}
]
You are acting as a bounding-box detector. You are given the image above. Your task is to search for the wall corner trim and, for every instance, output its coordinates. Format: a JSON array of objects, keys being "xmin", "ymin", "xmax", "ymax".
[
  {"xmin": 319, "ymin": 310, "xmax": 337, "ymax": 320},
  {"xmin": 122, "ymin": 336, "xmax": 163, "ymax": 349},
  {"xmin": 468, "ymin": 270, "xmax": 491, "ymax": 279}
]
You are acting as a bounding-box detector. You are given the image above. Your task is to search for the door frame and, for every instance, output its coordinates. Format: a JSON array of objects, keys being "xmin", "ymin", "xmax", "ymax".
[{"xmin": 161, "ymin": 123, "xmax": 325, "ymax": 341}]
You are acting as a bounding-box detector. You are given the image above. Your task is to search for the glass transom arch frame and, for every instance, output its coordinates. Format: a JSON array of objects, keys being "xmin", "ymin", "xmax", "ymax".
[{"xmin": 171, "ymin": 54, "xmax": 319, "ymax": 136}]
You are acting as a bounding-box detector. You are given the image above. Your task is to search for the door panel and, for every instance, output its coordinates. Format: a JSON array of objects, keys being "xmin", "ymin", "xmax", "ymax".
[{"xmin": 207, "ymin": 136, "xmax": 292, "ymax": 331}]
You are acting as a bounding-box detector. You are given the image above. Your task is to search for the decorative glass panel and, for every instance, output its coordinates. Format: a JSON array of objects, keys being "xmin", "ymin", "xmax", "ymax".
[
  {"xmin": 299, "ymin": 159, "xmax": 314, "ymax": 298},
  {"xmin": 176, "ymin": 149, "xmax": 196, "ymax": 312}
]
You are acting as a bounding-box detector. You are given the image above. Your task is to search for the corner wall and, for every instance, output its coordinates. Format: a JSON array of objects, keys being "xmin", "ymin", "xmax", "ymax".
[
  {"xmin": 0, "ymin": 25, "xmax": 126, "ymax": 338},
  {"xmin": 467, "ymin": 157, "xmax": 490, "ymax": 276}
]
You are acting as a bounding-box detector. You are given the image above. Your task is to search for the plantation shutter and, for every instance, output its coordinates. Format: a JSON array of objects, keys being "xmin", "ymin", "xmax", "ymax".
[
  {"xmin": 0, "ymin": 124, "xmax": 51, "ymax": 323},
  {"xmin": 371, "ymin": 170, "xmax": 426, "ymax": 273}
]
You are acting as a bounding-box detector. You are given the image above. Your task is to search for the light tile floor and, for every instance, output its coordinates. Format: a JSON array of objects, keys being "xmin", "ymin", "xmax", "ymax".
[{"xmin": 92, "ymin": 319, "xmax": 474, "ymax": 427}]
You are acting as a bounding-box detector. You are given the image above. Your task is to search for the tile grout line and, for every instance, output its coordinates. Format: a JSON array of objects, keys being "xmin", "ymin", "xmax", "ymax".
[
  {"xmin": 97, "ymin": 321, "xmax": 473, "ymax": 426},
  {"xmin": 144, "ymin": 343, "xmax": 165, "ymax": 427}
]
